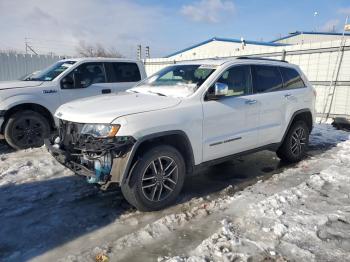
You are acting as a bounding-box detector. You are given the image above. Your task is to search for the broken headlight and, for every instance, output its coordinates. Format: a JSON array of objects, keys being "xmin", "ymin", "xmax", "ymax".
[{"xmin": 81, "ymin": 124, "xmax": 120, "ymax": 138}]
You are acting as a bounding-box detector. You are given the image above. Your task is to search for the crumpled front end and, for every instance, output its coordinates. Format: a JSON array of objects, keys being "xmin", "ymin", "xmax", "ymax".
[{"xmin": 45, "ymin": 120, "xmax": 136, "ymax": 189}]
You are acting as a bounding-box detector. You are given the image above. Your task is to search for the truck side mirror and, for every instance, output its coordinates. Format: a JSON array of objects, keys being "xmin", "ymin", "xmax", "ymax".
[{"xmin": 61, "ymin": 75, "xmax": 74, "ymax": 89}]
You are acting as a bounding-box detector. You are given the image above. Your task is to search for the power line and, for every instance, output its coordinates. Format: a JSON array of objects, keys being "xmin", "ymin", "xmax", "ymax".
[{"xmin": 25, "ymin": 37, "xmax": 38, "ymax": 55}]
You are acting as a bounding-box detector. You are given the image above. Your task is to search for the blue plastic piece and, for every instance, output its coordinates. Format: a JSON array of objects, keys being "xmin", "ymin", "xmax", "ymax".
[{"xmin": 86, "ymin": 154, "xmax": 112, "ymax": 184}]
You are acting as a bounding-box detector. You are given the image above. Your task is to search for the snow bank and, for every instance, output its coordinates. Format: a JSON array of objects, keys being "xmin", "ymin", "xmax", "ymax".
[{"xmin": 1, "ymin": 124, "xmax": 349, "ymax": 262}]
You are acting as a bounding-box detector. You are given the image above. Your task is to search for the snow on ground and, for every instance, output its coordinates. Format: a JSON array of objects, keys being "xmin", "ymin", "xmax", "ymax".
[{"xmin": 0, "ymin": 124, "xmax": 349, "ymax": 262}]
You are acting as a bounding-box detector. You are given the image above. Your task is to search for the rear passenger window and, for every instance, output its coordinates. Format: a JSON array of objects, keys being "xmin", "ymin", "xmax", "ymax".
[
  {"xmin": 252, "ymin": 65, "xmax": 283, "ymax": 93},
  {"xmin": 280, "ymin": 67, "xmax": 305, "ymax": 89},
  {"xmin": 106, "ymin": 62, "xmax": 141, "ymax": 82}
]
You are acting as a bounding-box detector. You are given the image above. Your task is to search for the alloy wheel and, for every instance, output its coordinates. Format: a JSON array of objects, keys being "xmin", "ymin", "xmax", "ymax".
[
  {"xmin": 141, "ymin": 156, "xmax": 178, "ymax": 202},
  {"xmin": 291, "ymin": 127, "xmax": 307, "ymax": 156}
]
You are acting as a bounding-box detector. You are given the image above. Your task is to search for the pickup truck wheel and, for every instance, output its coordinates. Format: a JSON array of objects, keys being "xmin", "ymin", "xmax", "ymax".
[
  {"xmin": 277, "ymin": 121, "xmax": 309, "ymax": 163},
  {"xmin": 4, "ymin": 110, "xmax": 50, "ymax": 150},
  {"xmin": 121, "ymin": 145, "xmax": 185, "ymax": 211}
]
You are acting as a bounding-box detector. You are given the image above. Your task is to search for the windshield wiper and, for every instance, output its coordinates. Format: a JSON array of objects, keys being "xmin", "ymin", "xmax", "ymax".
[{"xmin": 147, "ymin": 90, "xmax": 166, "ymax": 96}]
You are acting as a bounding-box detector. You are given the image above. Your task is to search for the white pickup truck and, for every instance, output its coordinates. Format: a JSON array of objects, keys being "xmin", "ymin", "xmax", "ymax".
[{"xmin": 0, "ymin": 57, "xmax": 146, "ymax": 149}]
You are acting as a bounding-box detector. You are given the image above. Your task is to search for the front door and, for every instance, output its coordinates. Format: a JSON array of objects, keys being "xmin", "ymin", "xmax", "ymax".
[
  {"xmin": 59, "ymin": 62, "xmax": 112, "ymax": 105},
  {"xmin": 202, "ymin": 65, "xmax": 260, "ymax": 162}
]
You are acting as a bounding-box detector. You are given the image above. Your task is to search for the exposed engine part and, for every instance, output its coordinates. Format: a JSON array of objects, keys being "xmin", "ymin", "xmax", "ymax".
[
  {"xmin": 86, "ymin": 153, "xmax": 112, "ymax": 184},
  {"xmin": 45, "ymin": 120, "xmax": 136, "ymax": 186}
]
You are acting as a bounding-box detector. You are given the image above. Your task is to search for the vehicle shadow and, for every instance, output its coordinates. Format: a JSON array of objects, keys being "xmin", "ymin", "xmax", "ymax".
[
  {"xmin": 0, "ymin": 175, "xmax": 130, "ymax": 261},
  {"xmin": 0, "ymin": 140, "xmax": 14, "ymax": 155}
]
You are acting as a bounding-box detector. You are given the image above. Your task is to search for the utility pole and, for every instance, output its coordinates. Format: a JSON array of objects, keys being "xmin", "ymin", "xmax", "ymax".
[
  {"xmin": 24, "ymin": 37, "xmax": 38, "ymax": 55},
  {"xmin": 137, "ymin": 44, "xmax": 142, "ymax": 60},
  {"xmin": 25, "ymin": 37, "xmax": 28, "ymax": 54},
  {"xmin": 145, "ymin": 46, "xmax": 150, "ymax": 59}
]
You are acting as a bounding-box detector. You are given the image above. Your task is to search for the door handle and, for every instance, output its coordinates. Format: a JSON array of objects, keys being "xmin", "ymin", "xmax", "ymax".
[
  {"xmin": 101, "ymin": 89, "xmax": 111, "ymax": 94},
  {"xmin": 245, "ymin": 99, "xmax": 257, "ymax": 105},
  {"xmin": 284, "ymin": 93, "xmax": 294, "ymax": 98}
]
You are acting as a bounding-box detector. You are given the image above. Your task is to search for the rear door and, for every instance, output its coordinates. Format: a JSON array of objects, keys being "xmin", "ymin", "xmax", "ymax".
[
  {"xmin": 202, "ymin": 65, "xmax": 260, "ymax": 161},
  {"xmin": 251, "ymin": 64, "xmax": 287, "ymax": 146},
  {"xmin": 279, "ymin": 66, "xmax": 310, "ymax": 115},
  {"xmin": 104, "ymin": 62, "xmax": 142, "ymax": 93}
]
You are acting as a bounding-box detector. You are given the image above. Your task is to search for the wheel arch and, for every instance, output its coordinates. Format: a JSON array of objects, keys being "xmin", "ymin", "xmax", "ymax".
[
  {"xmin": 281, "ymin": 109, "xmax": 313, "ymax": 144},
  {"xmin": 122, "ymin": 130, "xmax": 195, "ymax": 186},
  {"xmin": 1, "ymin": 103, "xmax": 55, "ymax": 133}
]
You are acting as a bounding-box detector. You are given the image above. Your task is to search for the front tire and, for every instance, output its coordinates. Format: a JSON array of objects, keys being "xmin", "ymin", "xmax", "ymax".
[
  {"xmin": 4, "ymin": 110, "xmax": 50, "ymax": 150},
  {"xmin": 121, "ymin": 145, "xmax": 185, "ymax": 211},
  {"xmin": 277, "ymin": 120, "xmax": 309, "ymax": 163}
]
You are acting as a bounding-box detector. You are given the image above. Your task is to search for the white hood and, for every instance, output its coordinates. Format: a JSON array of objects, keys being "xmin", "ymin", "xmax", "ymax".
[
  {"xmin": 55, "ymin": 92, "xmax": 181, "ymax": 124},
  {"xmin": 130, "ymin": 84, "xmax": 197, "ymax": 98},
  {"xmin": 0, "ymin": 80, "xmax": 43, "ymax": 91}
]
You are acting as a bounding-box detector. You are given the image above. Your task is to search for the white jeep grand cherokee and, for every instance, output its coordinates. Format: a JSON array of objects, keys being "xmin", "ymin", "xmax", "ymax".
[{"xmin": 46, "ymin": 57, "xmax": 316, "ymax": 211}]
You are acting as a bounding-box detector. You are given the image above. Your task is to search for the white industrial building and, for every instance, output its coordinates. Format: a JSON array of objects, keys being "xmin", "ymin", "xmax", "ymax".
[
  {"xmin": 271, "ymin": 31, "xmax": 350, "ymax": 45},
  {"xmin": 164, "ymin": 32, "xmax": 350, "ymax": 60},
  {"xmin": 165, "ymin": 37, "xmax": 286, "ymax": 60}
]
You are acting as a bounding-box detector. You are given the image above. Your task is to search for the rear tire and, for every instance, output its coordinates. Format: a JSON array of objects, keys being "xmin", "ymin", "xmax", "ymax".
[
  {"xmin": 277, "ymin": 120, "xmax": 309, "ymax": 163},
  {"xmin": 121, "ymin": 145, "xmax": 185, "ymax": 211},
  {"xmin": 4, "ymin": 110, "xmax": 50, "ymax": 150}
]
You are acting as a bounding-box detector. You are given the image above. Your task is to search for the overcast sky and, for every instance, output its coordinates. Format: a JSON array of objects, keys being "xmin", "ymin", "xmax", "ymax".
[{"xmin": 0, "ymin": 0, "xmax": 349, "ymax": 58}]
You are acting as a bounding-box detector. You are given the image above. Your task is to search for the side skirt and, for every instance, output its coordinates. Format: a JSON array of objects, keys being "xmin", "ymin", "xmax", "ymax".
[{"xmin": 192, "ymin": 143, "xmax": 280, "ymax": 175}]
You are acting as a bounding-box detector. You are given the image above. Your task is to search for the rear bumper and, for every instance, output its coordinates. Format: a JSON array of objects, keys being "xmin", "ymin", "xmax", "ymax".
[{"xmin": 45, "ymin": 136, "xmax": 136, "ymax": 189}]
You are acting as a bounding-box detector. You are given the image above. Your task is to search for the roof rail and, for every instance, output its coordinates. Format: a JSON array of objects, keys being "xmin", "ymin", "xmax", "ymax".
[{"xmin": 236, "ymin": 56, "xmax": 288, "ymax": 63}]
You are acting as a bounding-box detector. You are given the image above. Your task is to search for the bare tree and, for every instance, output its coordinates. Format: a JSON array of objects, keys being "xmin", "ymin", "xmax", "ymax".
[{"xmin": 76, "ymin": 41, "xmax": 124, "ymax": 58}]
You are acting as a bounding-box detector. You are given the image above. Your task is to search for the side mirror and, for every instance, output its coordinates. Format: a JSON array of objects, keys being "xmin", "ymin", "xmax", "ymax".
[
  {"xmin": 214, "ymin": 82, "xmax": 228, "ymax": 97},
  {"xmin": 61, "ymin": 75, "xmax": 74, "ymax": 89}
]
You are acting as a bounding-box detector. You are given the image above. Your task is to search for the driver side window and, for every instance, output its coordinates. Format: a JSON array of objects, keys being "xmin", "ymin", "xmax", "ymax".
[
  {"xmin": 210, "ymin": 65, "xmax": 252, "ymax": 97},
  {"xmin": 62, "ymin": 62, "xmax": 107, "ymax": 89}
]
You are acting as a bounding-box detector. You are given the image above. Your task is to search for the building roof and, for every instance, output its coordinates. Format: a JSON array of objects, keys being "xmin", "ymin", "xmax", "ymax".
[
  {"xmin": 164, "ymin": 37, "xmax": 287, "ymax": 58},
  {"xmin": 270, "ymin": 31, "xmax": 350, "ymax": 43}
]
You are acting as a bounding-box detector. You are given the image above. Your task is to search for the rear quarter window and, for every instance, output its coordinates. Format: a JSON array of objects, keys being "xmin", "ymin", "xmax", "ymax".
[{"xmin": 280, "ymin": 67, "xmax": 306, "ymax": 89}]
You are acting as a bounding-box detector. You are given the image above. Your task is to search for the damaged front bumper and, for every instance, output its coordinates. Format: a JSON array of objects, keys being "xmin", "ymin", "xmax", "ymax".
[{"xmin": 45, "ymin": 127, "xmax": 136, "ymax": 190}]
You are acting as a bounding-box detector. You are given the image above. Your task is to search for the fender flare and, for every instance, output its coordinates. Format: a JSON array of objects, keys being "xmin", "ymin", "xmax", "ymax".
[
  {"xmin": 280, "ymin": 108, "xmax": 313, "ymax": 144},
  {"xmin": 117, "ymin": 130, "xmax": 195, "ymax": 186}
]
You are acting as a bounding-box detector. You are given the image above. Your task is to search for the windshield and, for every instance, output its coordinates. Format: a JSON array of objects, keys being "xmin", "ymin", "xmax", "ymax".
[
  {"xmin": 22, "ymin": 60, "xmax": 76, "ymax": 81},
  {"xmin": 140, "ymin": 64, "xmax": 215, "ymax": 88}
]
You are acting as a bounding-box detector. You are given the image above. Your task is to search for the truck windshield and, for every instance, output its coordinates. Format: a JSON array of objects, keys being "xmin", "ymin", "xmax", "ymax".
[
  {"xmin": 22, "ymin": 61, "xmax": 76, "ymax": 81},
  {"xmin": 139, "ymin": 64, "xmax": 215, "ymax": 88}
]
